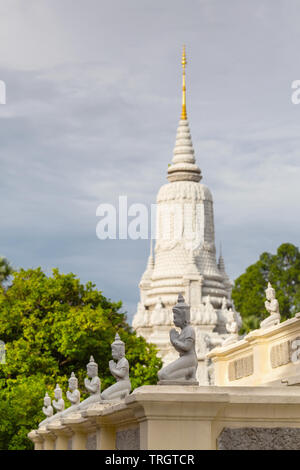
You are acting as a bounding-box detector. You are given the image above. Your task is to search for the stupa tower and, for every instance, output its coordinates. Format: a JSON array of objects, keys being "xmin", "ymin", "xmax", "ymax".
[{"xmin": 132, "ymin": 47, "xmax": 240, "ymax": 384}]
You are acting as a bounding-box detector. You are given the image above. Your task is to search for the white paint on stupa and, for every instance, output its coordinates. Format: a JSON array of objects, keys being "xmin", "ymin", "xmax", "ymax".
[{"xmin": 132, "ymin": 47, "xmax": 241, "ymax": 384}]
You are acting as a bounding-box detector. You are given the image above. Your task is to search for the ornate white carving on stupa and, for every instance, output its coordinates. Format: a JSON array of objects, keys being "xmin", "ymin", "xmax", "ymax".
[{"xmin": 132, "ymin": 46, "xmax": 241, "ymax": 384}]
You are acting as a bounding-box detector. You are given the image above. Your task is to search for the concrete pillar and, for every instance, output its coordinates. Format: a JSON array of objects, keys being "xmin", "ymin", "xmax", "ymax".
[
  {"xmin": 72, "ymin": 431, "xmax": 87, "ymax": 450},
  {"xmin": 140, "ymin": 418, "xmax": 213, "ymax": 450},
  {"xmin": 97, "ymin": 426, "xmax": 116, "ymax": 450},
  {"xmin": 43, "ymin": 435, "xmax": 56, "ymax": 450},
  {"xmin": 33, "ymin": 436, "xmax": 44, "ymax": 450},
  {"xmin": 253, "ymin": 339, "xmax": 270, "ymax": 380},
  {"xmin": 34, "ymin": 440, "xmax": 44, "ymax": 451},
  {"xmin": 55, "ymin": 433, "xmax": 70, "ymax": 450},
  {"xmin": 28, "ymin": 430, "xmax": 44, "ymax": 450}
]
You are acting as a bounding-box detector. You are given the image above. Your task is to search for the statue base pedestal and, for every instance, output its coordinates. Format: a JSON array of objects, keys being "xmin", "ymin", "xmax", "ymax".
[{"xmin": 158, "ymin": 379, "xmax": 199, "ymax": 386}]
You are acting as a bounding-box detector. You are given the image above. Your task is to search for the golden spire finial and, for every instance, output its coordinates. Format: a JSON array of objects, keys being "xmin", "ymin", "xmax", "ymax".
[{"xmin": 181, "ymin": 45, "xmax": 187, "ymax": 120}]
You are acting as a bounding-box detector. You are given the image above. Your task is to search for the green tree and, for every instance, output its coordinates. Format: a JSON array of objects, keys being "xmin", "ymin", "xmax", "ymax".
[
  {"xmin": 0, "ymin": 257, "xmax": 13, "ymax": 285},
  {"xmin": 0, "ymin": 267, "xmax": 162, "ymax": 450},
  {"xmin": 232, "ymin": 243, "xmax": 300, "ymax": 334}
]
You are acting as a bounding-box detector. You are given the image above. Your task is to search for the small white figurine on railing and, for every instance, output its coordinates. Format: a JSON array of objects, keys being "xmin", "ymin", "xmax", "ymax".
[
  {"xmin": 39, "ymin": 392, "xmax": 53, "ymax": 426},
  {"xmin": 61, "ymin": 372, "xmax": 81, "ymax": 416},
  {"xmin": 101, "ymin": 333, "xmax": 131, "ymax": 401},
  {"xmin": 260, "ymin": 282, "xmax": 281, "ymax": 329},
  {"xmin": 78, "ymin": 356, "xmax": 101, "ymax": 409},
  {"xmin": 222, "ymin": 309, "xmax": 239, "ymax": 346},
  {"xmin": 67, "ymin": 372, "xmax": 80, "ymax": 406},
  {"xmin": 52, "ymin": 384, "xmax": 65, "ymax": 414}
]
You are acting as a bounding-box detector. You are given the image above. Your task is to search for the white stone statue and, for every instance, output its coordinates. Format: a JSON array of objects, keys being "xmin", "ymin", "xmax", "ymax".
[
  {"xmin": 52, "ymin": 384, "xmax": 65, "ymax": 414},
  {"xmin": 158, "ymin": 294, "xmax": 198, "ymax": 384},
  {"xmin": 39, "ymin": 392, "xmax": 53, "ymax": 426},
  {"xmin": 204, "ymin": 333, "xmax": 224, "ymax": 351},
  {"xmin": 221, "ymin": 297, "xmax": 227, "ymax": 311},
  {"xmin": 203, "ymin": 296, "xmax": 218, "ymax": 325},
  {"xmin": 61, "ymin": 372, "xmax": 81, "ymax": 416},
  {"xmin": 42, "ymin": 392, "xmax": 53, "ymax": 418},
  {"xmin": 204, "ymin": 334, "xmax": 225, "ymax": 385},
  {"xmin": 67, "ymin": 372, "xmax": 80, "ymax": 406},
  {"xmin": 205, "ymin": 332, "xmax": 228, "ymax": 383},
  {"xmin": 260, "ymin": 282, "xmax": 281, "ymax": 329},
  {"xmin": 222, "ymin": 309, "xmax": 239, "ymax": 346},
  {"xmin": 78, "ymin": 356, "xmax": 101, "ymax": 409},
  {"xmin": 101, "ymin": 333, "xmax": 131, "ymax": 401},
  {"xmin": 152, "ymin": 297, "xmax": 166, "ymax": 326},
  {"xmin": 164, "ymin": 308, "xmax": 173, "ymax": 325}
]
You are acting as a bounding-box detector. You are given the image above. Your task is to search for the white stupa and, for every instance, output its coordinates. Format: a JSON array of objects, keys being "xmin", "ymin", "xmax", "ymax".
[{"xmin": 132, "ymin": 47, "xmax": 241, "ymax": 384}]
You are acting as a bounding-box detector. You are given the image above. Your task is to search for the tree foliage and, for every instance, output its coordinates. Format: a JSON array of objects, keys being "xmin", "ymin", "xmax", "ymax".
[
  {"xmin": 232, "ymin": 243, "xmax": 300, "ymax": 333},
  {"xmin": 0, "ymin": 267, "xmax": 162, "ymax": 450},
  {"xmin": 0, "ymin": 256, "xmax": 13, "ymax": 286}
]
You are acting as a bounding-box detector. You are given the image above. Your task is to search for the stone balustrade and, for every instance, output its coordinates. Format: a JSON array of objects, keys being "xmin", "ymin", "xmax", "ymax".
[
  {"xmin": 28, "ymin": 384, "xmax": 300, "ymax": 450},
  {"xmin": 207, "ymin": 313, "xmax": 300, "ymax": 386}
]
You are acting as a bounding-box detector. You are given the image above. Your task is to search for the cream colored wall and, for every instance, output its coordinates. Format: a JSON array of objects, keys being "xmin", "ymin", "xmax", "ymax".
[{"xmin": 208, "ymin": 315, "xmax": 300, "ymax": 386}]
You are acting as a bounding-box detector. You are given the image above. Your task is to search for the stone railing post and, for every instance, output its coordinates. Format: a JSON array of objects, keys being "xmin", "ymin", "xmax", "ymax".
[
  {"xmin": 36, "ymin": 428, "xmax": 56, "ymax": 450},
  {"xmin": 97, "ymin": 423, "xmax": 116, "ymax": 450},
  {"xmin": 62, "ymin": 414, "xmax": 96, "ymax": 450},
  {"xmin": 47, "ymin": 422, "xmax": 73, "ymax": 450},
  {"xmin": 28, "ymin": 430, "xmax": 44, "ymax": 450}
]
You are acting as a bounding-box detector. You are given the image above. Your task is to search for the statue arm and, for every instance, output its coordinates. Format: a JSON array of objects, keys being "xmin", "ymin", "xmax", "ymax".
[
  {"xmin": 110, "ymin": 359, "xmax": 129, "ymax": 379},
  {"xmin": 84, "ymin": 382, "xmax": 90, "ymax": 392},
  {"xmin": 85, "ymin": 382, "xmax": 97, "ymax": 393},
  {"xmin": 112, "ymin": 365, "xmax": 128, "ymax": 379},
  {"xmin": 265, "ymin": 300, "xmax": 271, "ymax": 312},
  {"xmin": 53, "ymin": 400, "xmax": 61, "ymax": 411},
  {"xmin": 84, "ymin": 377, "xmax": 97, "ymax": 393},
  {"xmin": 84, "ymin": 379, "xmax": 95, "ymax": 393},
  {"xmin": 67, "ymin": 390, "xmax": 79, "ymax": 404},
  {"xmin": 170, "ymin": 328, "xmax": 179, "ymax": 346},
  {"xmin": 265, "ymin": 299, "xmax": 280, "ymax": 314},
  {"xmin": 173, "ymin": 337, "xmax": 194, "ymax": 352}
]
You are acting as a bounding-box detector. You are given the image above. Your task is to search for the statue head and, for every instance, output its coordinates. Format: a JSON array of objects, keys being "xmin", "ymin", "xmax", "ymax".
[
  {"xmin": 265, "ymin": 282, "xmax": 275, "ymax": 301},
  {"xmin": 44, "ymin": 392, "xmax": 51, "ymax": 407},
  {"xmin": 54, "ymin": 384, "xmax": 62, "ymax": 400},
  {"xmin": 111, "ymin": 333, "xmax": 125, "ymax": 360},
  {"xmin": 172, "ymin": 294, "xmax": 190, "ymax": 328},
  {"xmin": 87, "ymin": 355, "xmax": 98, "ymax": 378},
  {"xmin": 68, "ymin": 372, "xmax": 78, "ymax": 391}
]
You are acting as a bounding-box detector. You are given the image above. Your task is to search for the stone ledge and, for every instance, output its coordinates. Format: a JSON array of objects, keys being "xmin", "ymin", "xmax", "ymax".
[
  {"xmin": 29, "ymin": 385, "xmax": 300, "ymax": 450},
  {"xmin": 157, "ymin": 380, "xmax": 199, "ymax": 386}
]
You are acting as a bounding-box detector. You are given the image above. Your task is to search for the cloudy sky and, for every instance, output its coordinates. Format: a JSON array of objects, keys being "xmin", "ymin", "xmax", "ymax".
[{"xmin": 1, "ymin": 0, "xmax": 299, "ymax": 322}]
